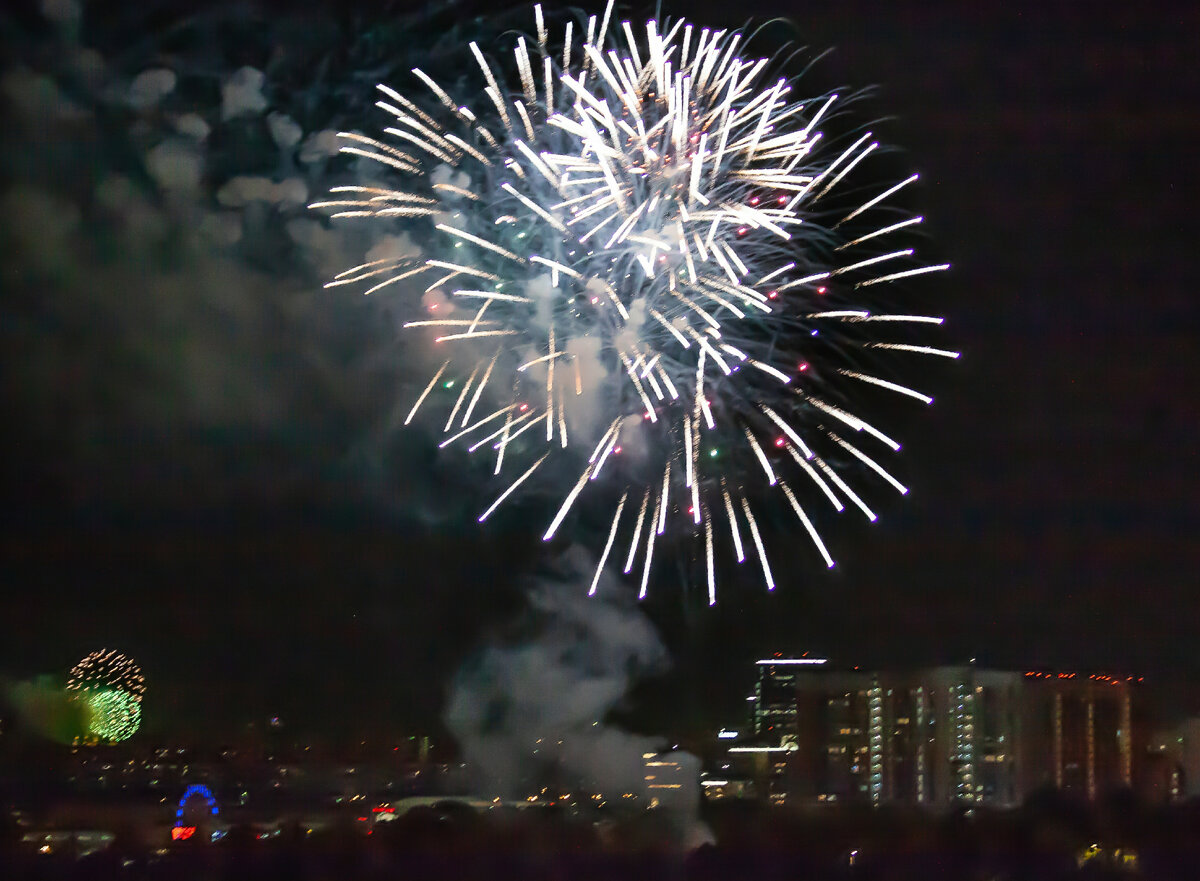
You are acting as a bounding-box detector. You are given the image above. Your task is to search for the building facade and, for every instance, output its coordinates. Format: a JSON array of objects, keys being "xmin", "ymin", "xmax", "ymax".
[{"xmin": 738, "ymin": 659, "xmax": 1138, "ymax": 808}]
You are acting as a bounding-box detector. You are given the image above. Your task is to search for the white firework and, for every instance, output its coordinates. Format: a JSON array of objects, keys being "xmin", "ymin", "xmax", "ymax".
[{"xmin": 313, "ymin": 2, "xmax": 955, "ymax": 603}]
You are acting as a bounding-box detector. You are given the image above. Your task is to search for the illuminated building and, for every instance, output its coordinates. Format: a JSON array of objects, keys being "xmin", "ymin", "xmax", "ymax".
[
  {"xmin": 738, "ymin": 658, "xmax": 1142, "ymax": 807},
  {"xmin": 1018, "ymin": 672, "xmax": 1138, "ymax": 800},
  {"xmin": 1171, "ymin": 718, "xmax": 1200, "ymax": 799},
  {"xmin": 751, "ymin": 656, "xmax": 827, "ymax": 738}
]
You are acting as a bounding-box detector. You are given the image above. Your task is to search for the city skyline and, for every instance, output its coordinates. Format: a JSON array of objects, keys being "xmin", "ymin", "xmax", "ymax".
[{"xmin": 1, "ymin": 0, "xmax": 1197, "ymax": 744}]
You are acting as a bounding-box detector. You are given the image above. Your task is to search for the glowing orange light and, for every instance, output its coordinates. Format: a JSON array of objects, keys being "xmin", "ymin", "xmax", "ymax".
[{"xmin": 172, "ymin": 826, "xmax": 196, "ymax": 841}]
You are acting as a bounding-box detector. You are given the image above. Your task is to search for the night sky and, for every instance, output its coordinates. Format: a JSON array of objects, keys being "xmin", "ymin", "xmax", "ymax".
[{"xmin": 1, "ymin": 0, "xmax": 1197, "ymax": 743}]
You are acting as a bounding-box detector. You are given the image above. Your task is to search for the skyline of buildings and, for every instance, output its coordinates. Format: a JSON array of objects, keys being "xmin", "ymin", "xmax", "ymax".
[{"xmin": 710, "ymin": 656, "xmax": 1152, "ymax": 809}]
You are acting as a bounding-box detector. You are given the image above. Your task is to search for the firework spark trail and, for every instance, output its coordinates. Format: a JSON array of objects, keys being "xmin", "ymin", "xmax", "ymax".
[{"xmin": 315, "ymin": 1, "xmax": 955, "ymax": 603}]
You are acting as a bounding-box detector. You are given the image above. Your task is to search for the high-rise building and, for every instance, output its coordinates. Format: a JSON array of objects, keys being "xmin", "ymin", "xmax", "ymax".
[
  {"xmin": 737, "ymin": 659, "xmax": 1140, "ymax": 808},
  {"xmin": 1017, "ymin": 672, "xmax": 1136, "ymax": 800}
]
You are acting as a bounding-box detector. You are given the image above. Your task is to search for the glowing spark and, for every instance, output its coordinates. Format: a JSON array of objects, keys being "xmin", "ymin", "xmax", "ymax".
[
  {"xmin": 543, "ymin": 463, "xmax": 594, "ymax": 540},
  {"xmin": 405, "ymin": 361, "xmax": 451, "ymax": 425},
  {"xmin": 744, "ymin": 427, "xmax": 778, "ymax": 485},
  {"xmin": 839, "ymin": 370, "xmax": 934, "ymax": 404},
  {"xmin": 704, "ymin": 511, "xmax": 716, "ymax": 605},
  {"xmin": 830, "ymin": 432, "xmax": 908, "ymax": 494},
  {"xmin": 721, "ymin": 483, "xmax": 746, "ymax": 563},
  {"xmin": 740, "ymin": 496, "xmax": 775, "ymax": 591},
  {"xmin": 590, "ymin": 492, "xmax": 628, "ymax": 595},
  {"xmin": 624, "ymin": 489, "xmax": 650, "ymax": 574},
  {"xmin": 780, "ymin": 481, "xmax": 835, "ymax": 568},
  {"xmin": 479, "ymin": 453, "xmax": 548, "ymax": 522},
  {"xmin": 639, "ymin": 494, "xmax": 660, "ymax": 599},
  {"xmin": 440, "ymin": 403, "xmax": 518, "ymax": 448}
]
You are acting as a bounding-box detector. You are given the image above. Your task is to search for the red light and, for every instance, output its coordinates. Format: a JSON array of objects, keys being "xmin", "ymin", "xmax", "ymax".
[
  {"xmin": 357, "ymin": 817, "xmax": 368, "ymax": 823},
  {"xmin": 774, "ymin": 438, "xmax": 785, "ymax": 447},
  {"xmin": 613, "ymin": 446, "xmax": 622, "ymax": 454},
  {"xmin": 798, "ymin": 363, "xmax": 808, "ymax": 371},
  {"xmin": 172, "ymin": 826, "xmax": 196, "ymax": 841},
  {"xmin": 519, "ymin": 404, "xmax": 528, "ymax": 411},
  {"xmin": 749, "ymin": 196, "xmax": 759, "ymax": 206},
  {"xmin": 777, "ymin": 195, "xmax": 786, "ymax": 204},
  {"xmin": 768, "ymin": 290, "xmax": 778, "ymax": 299},
  {"xmin": 737, "ymin": 227, "xmax": 748, "ymax": 236},
  {"xmin": 817, "ymin": 287, "xmax": 826, "ymax": 295}
]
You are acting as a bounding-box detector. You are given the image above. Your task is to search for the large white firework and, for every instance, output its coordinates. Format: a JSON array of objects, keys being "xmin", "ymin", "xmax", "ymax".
[{"xmin": 313, "ymin": 2, "xmax": 955, "ymax": 604}]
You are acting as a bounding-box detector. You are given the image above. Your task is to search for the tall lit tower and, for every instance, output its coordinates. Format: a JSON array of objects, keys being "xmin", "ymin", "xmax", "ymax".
[{"xmin": 751, "ymin": 656, "xmax": 827, "ymax": 741}]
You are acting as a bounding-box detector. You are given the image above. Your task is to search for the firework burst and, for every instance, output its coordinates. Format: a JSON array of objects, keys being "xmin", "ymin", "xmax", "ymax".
[
  {"xmin": 67, "ymin": 649, "xmax": 145, "ymax": 743},
  {"xmin": 313, "ymin": 2, "xmax": 955, "ymax": 603},
  {"xmin": 67, "ymin": 649, "xmax": 146, "ymax": 703}
]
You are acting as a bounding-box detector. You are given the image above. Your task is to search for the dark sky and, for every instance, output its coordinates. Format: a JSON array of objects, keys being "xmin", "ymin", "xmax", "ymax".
[{"xmin": 1, "ymin": 0, "xmax": 1197, "ymax": 742}]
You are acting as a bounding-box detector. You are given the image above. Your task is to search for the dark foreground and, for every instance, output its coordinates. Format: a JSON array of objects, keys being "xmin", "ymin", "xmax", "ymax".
[{"xmin": 5, "ymin": 794, "xmax": 1200, "ymax": 881}]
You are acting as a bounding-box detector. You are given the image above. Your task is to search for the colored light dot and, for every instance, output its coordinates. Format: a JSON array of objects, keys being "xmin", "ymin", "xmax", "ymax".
[
  {"xmin": 817, "ymin": 287, "xmax": 826, "ymax": 294},
  {"xmin": 444, "ymin": 381, "xmax": 455, "ymax": 388},
  {"xmin": 798, "ymin": 363, "xmax": 809, "ymax": 371},
  {"xmin": 709, "ymin": 449, "xmax": 718, "ymax": 457},
  {"xmin": 519, "ymin": 403, "xmax": 528, "ymax": 411},
  {"xmin": 613, "ymin": 446, "xmax": 622, "ymax": 454},
  {"xmin": 775, "ymin": 438, "xmax": 785, "ymax": 447}
]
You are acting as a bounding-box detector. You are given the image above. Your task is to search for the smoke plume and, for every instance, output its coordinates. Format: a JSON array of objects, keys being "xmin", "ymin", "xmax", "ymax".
[{"xmin": 444, "ymin": 545, "xmax": 711, "ymax": 850}]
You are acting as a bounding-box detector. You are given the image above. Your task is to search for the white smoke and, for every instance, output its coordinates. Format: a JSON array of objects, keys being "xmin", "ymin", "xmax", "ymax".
[{"xmin": 444, "ymin": 545, "xmax": 710, "ymax": 850}]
